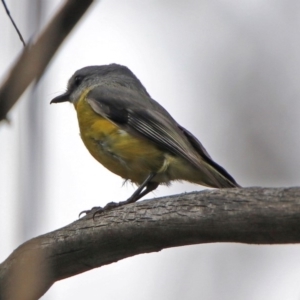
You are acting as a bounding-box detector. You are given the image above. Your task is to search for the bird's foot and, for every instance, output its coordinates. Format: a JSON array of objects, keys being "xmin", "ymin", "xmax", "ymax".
[
  {"xmin": 79, "ymin": 201, "xmax": 127, "ymax": 220},
  {"xmin": 78, "ymin": 206, "xmax": 102, "ymax": 218},
  {"xmin": 93, "ymin": 201, "xmax": 128, "ymax": 219}
]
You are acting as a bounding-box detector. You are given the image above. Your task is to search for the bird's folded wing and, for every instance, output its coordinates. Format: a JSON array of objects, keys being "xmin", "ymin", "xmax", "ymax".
[{"xmin": 87, "ymin": 85, "xmax": 239, "ymax": 187}]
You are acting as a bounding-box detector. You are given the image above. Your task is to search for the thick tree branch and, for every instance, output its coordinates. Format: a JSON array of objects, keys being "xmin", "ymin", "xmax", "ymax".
[{"xmin": 1, "ymin": 187, "xmax": 300, "ymax": 299}]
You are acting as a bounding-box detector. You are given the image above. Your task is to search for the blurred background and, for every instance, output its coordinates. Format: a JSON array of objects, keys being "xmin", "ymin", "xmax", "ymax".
[{"xmin": 1, "ymin": 0, "xmax": 300, "ymax": 299}]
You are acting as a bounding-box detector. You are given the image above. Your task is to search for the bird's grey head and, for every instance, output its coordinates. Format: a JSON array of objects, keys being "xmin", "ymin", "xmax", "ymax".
[{"xmin": 50, "ymin": 64, "xmax": 150, "ymax": 105}]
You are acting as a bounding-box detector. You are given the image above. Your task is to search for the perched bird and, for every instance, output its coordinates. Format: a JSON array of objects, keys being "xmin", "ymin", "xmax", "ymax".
[{"xmin": 51, "ymin": 64, "xmax": 239, "ymax": 213}]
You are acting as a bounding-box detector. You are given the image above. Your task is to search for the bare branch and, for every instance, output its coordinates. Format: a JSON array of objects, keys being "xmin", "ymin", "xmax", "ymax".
[
  {"xmin": 0, "ymin": 0, "xmax": 95, "ymax": 122},
  {"xmin": 1, "ymin": 0, "xmax": 26, "ymax": 47},
  {"xmin": 0, "ymin": 187, "xmax": 299, "ymax": 299}
]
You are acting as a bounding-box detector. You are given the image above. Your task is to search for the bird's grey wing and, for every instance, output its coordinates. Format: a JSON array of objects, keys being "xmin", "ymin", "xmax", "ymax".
[
  {"xmin": 178, "ymin": 125, "xmax": 239, "ymax": 187},
  {"xmin": 86, "ymin": 86, "xmax": 202, "ymax": 165},
  {"xmin": 87, "ymin": 85, "xmax": 239, "ymax": 187}
]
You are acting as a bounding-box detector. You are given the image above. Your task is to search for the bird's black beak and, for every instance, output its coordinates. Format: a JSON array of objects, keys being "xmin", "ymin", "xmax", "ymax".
[{"xmin": 50, "ymin": 92, "xmax": 70, "ymax": 104}]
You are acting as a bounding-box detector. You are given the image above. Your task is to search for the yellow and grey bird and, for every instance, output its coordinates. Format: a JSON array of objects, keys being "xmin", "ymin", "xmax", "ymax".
[{"xmin": 51, "ymin": 64, "xmax": 240, "ymax": 212}]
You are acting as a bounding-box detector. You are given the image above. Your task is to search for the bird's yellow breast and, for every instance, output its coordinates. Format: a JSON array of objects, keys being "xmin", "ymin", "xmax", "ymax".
[{"xmin": 74, "ymin": 94, "xmax": 165, "ymax": 184}]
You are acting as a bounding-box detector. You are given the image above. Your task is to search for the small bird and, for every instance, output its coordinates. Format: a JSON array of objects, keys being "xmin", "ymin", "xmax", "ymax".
[{"xmin": 51, "ymin": 64, "xmax": 240, "ymax": 213}]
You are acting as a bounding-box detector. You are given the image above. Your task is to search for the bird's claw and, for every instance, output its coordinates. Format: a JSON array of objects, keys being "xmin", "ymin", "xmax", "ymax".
[
  {"xmin": 78, "ymin": 206, "xmax": 102, "ymax": 218},
  {"xmin": 78, "ymin": 202, "xmax": 123, "ymax": 220},
  {"xmin": 92, "ymin": 202, "xmax": 121, "ymax": 219}
]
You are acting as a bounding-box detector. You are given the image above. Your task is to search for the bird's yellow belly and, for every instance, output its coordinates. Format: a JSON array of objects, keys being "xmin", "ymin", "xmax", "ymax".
[{"xmin": 75, "ymin": 98, "xmax": 165, "ymax": 184}]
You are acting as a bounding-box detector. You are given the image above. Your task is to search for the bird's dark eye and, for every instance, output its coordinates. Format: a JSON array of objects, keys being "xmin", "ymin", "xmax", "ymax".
[{"xmin": 74, "ymin": 76, "xmax": 83, "ymax": 87}]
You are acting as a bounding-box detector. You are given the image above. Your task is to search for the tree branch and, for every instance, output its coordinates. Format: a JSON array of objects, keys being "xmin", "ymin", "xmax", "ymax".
[
  {"xmin": 1, "ymin": 187, "xmax": 300, "ymax": 299},
  {"xmin": 0, "ymin": 0, "xmax": 95, "ymax": 122}
]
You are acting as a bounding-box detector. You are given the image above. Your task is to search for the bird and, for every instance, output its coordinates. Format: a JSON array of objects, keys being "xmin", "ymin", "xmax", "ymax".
[{"xmin": 51, "ymin": 63, "xmax": 240, "ymax": 214}]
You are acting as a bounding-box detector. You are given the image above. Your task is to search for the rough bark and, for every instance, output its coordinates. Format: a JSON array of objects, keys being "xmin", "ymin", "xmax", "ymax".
[{"xmin": 0, "ymin": 187, "xmax": 300, "ymax": 299}]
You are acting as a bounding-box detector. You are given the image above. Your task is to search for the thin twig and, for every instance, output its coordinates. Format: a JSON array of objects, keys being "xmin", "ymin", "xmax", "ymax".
[{"xmin": 1, "ymin": 0, "xmax": 26, "ymax": 47}]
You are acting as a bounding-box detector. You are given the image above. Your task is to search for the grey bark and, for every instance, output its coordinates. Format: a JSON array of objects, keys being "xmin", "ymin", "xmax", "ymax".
[{"xmin": 0, "ymin": 187, "xmax": 300, "ymax": 299}]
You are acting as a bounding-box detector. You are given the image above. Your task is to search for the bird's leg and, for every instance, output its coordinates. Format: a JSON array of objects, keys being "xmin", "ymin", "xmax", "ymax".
[
  {"xmin": 89, "ymin": 173, "xmax": 157, "ymax": 218},
  {"xmin": 127, "ymin": 180, "xmax": 159, "ymax": 203},
  {"xmin": 103, "ymin": 173, "xmax": 157, "ymax": 208},
  {"xmin": 125, "ymin": 173, "xmax": 158, "ymax": 204}
]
